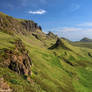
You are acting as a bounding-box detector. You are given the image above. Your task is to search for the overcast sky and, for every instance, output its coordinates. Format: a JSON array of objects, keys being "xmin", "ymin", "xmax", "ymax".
[{"xmin": 0, "ymin": 0, "xmax": 92, "ymax": 41}]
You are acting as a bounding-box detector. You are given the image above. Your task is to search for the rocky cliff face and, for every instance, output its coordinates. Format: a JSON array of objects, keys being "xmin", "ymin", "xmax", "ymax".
[
  {"xmin": 0, "ymin": 12, "xmax": 58, "ymax": 45},
  {"xmin": 0, "ymin": 12, "xmax": 42, "ymax": 35},
  {"xmin": 46, "ymin": 32, "xmax": 58, "ymax": 39},
  {"xmin": 48, "ymin": 38, "xmax": 64, "ymax": 49},
  {"xmin": 1, "ymin": 39, "xmax": 32, "ymax": 77},
  {"xmin": 48, "ymin": 38, "xmax": 71, "ymax": 50}
]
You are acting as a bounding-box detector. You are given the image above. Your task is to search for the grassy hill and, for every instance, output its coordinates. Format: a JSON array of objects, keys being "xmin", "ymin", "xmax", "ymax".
[
  {"xmin": 71, "ymin": 37, "xmax": 92, "ymax": 49},
  {"xmin": 80, "ymin": 37, "xmax": 92, "ymax": 42},
  {"xmin": 0, "ymin": 12, "xmax": 92, "ymax": 92}
]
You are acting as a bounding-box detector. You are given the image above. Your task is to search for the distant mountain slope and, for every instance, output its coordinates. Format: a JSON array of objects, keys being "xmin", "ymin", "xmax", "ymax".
[
  {"xmin": 80, "ymin": 37, "xmax": 92, "ymax": 42},
  {"xmin": 71, "ymin": 37, "xmax": 92, "ymax": 49},
  {"xmin": 0, "ymin": 12, "xmax": 92, "ymax": 92}
]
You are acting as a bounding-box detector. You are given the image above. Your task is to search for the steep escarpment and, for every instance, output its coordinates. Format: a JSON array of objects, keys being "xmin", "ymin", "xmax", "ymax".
[
  {"xmin": 0, "ymin": 12, "xmax": 42, "ymax": 35},
  {"xmin": 0, "ymin": 12, "xmax": 57, "ymax": 44}
]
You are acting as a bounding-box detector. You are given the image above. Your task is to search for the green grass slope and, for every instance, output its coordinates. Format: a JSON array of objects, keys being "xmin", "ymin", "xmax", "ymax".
[{"xmin": 0, "ymin": 30, "xmax": 92, "ymax": 92}]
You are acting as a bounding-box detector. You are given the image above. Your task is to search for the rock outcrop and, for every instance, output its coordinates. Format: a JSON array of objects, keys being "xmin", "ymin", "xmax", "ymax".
[
  {"xmin": 2, "ymin": 39, "xmax": 32, "ymax": 77},
  {"xmin": 48, "ymin": 38, "xmax": 71, "ymax": 50},
  {"xmin": 0, "ymin": 12, "xmax": 42, "ymax": 35},
  {"xmin": 46, "ymin": 32, "xmax": 58, "ymax": 39},
  {"xmin": 48, "ymin": 38, "xmax": 64, "ymax": 49}
]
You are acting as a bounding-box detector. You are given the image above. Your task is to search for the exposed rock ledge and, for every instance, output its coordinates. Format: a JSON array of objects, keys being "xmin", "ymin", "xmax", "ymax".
[{"xmin": 2, "ymin": 39, "xmax": 32, "ymax": 77}]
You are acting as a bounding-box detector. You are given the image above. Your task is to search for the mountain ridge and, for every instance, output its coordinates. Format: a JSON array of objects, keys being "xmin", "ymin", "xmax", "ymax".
[{"xmin": 0, "ymin": 12, "xmax": 42, "ymax": 35}]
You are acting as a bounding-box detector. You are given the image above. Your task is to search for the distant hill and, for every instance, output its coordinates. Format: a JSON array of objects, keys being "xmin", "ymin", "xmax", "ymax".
[
  {"xmin": 80, "ymin": 37, "xmax": 92, "ymax": 42},
  {"xmin": 71, "ymin": 37, "xmax": 92, "ymax": 49}
]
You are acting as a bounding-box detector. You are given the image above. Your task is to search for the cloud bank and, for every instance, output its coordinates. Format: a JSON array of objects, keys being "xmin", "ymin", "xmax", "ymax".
[
  {"xmin": 47, "ymin": 25, "xmax": 92, "ymax": 41},
  {"xmin": 78, "ymin": 22, "xmax": 92, "ymax": 27},
  {"xmin": 28, "ymin": 9, "xmax": 46, "ymax": 15}
]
